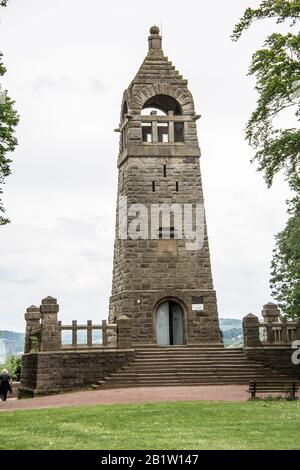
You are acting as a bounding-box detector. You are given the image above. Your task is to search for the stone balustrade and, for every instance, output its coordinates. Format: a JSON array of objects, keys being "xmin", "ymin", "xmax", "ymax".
[
  {"xmin": 24, "ymin": 296, "xmax": 132, "ymax": 352},
  {"xmin": 58, "ymin": 320, "xmax": 117, "ymax": 349},
  {"xmin": 243, "ymin": 302, "xmax": 300, "ymax": 348}
]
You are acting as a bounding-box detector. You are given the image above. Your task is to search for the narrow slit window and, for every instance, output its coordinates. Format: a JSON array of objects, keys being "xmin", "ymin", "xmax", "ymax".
[
  {"xmin": 158, "ymin": 123, "xmax": 169, "ymax": 143},
  {"xmin": 142, "ymin": 123, "xmax": 152, "ymax": 142},
  {"xmin": 158, "ymin": 227, "xmax": 175, "ymax": 239},
  {"xmin": 163, "ymin": 165, "xmax": 167, "ymax": 177},
  {"xmin": 152, "ymin": 181, "xmax": 155, "ymax": 192},
  {"xmin": 174, "ymin": 122, "xmax": 184, "ymax": 142},
  {"xmin": 176, "ymin": 181, "xmax": 179, "ymax": 192}
]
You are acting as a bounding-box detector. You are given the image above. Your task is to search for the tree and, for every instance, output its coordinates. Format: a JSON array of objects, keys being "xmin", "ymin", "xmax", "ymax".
[
  {"xmin": 3, "ymin": 354, "xmax": 22, "ymax": 381},
  {"xmin": 270, "ymin": 197, "xmax": 300, "ymax": 318},
  {"xmin": 0, "ymin": 0, "xmax": 19, "ymax": 225},
  {"xmin": 232, "ymin": 0, "xmax": 300, "ymax": 191},
  {"xmin": 233, "ymin": 1, "xmax": 300, "ymax": 318}
]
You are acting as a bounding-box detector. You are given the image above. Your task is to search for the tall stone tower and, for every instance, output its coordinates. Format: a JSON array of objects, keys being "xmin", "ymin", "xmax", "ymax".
[{"xmin": 109, "ymin": 26, "xmax": 222, "ymax": 346}]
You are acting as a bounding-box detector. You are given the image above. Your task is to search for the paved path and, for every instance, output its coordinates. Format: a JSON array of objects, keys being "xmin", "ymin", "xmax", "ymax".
[{"xmin": 0, "ymin": 385, "xmax": 248, "ymax": 412}]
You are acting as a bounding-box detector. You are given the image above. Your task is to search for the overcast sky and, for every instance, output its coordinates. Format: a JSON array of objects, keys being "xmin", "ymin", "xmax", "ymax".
[{"xmin": 0, "ymin": 0, "xmax": 293, "ymax": 331}]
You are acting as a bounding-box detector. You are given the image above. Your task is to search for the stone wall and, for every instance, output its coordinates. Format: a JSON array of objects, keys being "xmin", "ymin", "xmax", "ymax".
[
  {"xmin": 244, "ymin": 347, "xmax": 300, "ymax": 380},
  {"xmin": 18, "ymin": 349, "xmax": 135, "ymax": 398}
]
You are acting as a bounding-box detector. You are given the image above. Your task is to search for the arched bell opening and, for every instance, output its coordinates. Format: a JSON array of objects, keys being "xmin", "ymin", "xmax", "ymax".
[
  {"xmin": 142, "ymin": 94, "xmax": 182, "ymax": 115},
  {"xmin": 141, "ymin": 95, "xmax": 184, "ymax": 144}
]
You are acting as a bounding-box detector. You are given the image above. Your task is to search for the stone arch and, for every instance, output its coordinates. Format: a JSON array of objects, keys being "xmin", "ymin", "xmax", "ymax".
[
  {"xmin": 153, "ymin": 296, "xmax": 188, "ymax": 345},
  {"xmin": 130, "ymin": 83, "xmax": 195, "ymax": 116},
  {"xmin": 120, "ymin": 90, "xmax": 130, "ymax": 122}
]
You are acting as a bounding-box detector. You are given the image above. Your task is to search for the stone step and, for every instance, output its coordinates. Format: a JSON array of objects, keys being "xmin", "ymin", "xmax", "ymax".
[
  {"xmin": 104, "ymin": 375, "xmax": 287, "ymax": 384},
  {"xmin": 94, "ymin": 347, "xmax": 291, "ymax": 390},
  {"xmin": 125, "ymin": 362, "xmax": 264, "ymax": 367},
  {"xmin": 134, "ymin": 345, "xmax": 226, "ymax": 350},
  {"xmin": 135, "ymin": 350, "xmax": 245, "ymax": 354},
  {"xmin": 134, "ymin": 360, "xmax": 249, "ymax": 364},
  {"xmin": 98, "ymin": 380, "xmax": 272, "ymax": 388},
  {"xmin": 135, "ymin": 354, "xmax": 250, "ymax": 358},
  {"xmin": 121, "ymin": 365, "xmax": 264, "ymax": 374}
]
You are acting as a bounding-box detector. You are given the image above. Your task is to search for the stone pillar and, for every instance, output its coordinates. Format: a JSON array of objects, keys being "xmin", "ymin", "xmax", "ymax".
[
  {"xmin": 40, "ymin": 296, "xmax": 61, "ymax": 351},
  {"xmin": 262, "ymin": 302, "xmax": 280, "ymax": 343},
  {"xmin": 281, "ymin": 317, "xmax": 288, "ymax": 343},
  {"xmin": 296, "ymin": 319, "xmax": 300, "ymax": 340},
  {"xmin": 266, "ymin": 324, "xmax": 274, "ymax": 343},
  {"xmin": 243, "ymin": 314, "xmax": 261, "ymax": 348},
  {"xmin": 262, "ymin": 302, "xmax": 280, "ymax": 323},
  {"xmin": 24, "ymin": 306, "xmax": 41, "ymax": 353},
  {"xmin": 117, "ymin": 315, "xmax": 132, "ymax": 349},
  {"xmin": 168, "ymin": 111, "xmax": 174, "ymax": 143},
  {"xmin": 151, "ymin": 111, "xmax": 158, "ymax": 143}
]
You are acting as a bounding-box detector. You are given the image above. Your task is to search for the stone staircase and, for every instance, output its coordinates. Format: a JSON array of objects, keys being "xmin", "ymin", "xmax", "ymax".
[{"xmin": 92, "ymin": 346, "xmax": 292, "ymax": 389}]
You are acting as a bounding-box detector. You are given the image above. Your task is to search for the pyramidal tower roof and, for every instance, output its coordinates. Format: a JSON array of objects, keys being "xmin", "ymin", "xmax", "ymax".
[
  {"xmin": 122, "ymin": 26, "xmax": 196, "ymax": 118},
  {"xmin": 132, "ymin": 25, "xmax": 187, "ymax": 86}
]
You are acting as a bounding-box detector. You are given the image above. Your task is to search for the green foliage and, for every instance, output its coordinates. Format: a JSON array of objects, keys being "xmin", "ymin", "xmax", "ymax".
[
  {"xmin": 233, "ymin": 2, "xmax": 300, "ymax": 190},
  {"xmin": 2, "ymin": 354, "xmax": 22, "ymax": 381},
  {"xmin": 270, "ymin": 197, "xmax": 300, "ymax": 318},
  {"xmin": 232, "ymin": 0, "xmax": 300, "ymax": 41},
  {"xmin": 30, "ymin": 336, "xmax": 39, "ymax": 352},
  {"xmin": 233, "ymin": 1, "xmax": 300, "ymax": 319},
  {"xmin": 0, "ymin": 0, "xmax": 19, "ymax": 225}
]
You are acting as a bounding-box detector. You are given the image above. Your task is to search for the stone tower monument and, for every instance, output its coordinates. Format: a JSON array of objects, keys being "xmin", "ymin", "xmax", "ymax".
[{"xmin": 109, "ymin": 26, "xmax": 222, "ymax": 346}]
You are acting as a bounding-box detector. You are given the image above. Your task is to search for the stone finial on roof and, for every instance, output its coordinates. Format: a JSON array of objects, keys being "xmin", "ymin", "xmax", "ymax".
[
  {"xmin": 148, "ymin": 25, "xmax": 162, "ymax": 51},
  {"xmin": 150, "ymin": 25, "xmax": 160, "ymax": 35}
]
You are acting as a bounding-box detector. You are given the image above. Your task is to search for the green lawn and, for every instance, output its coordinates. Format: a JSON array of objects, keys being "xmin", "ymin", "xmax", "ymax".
[{"xmin": 0, "ymin": 400, "xmax": 299, "ymax": 450}]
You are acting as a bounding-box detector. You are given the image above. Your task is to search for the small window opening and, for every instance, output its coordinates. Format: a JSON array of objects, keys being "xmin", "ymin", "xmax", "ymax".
[
  {"xmin": 158, "ymin": 123, "xmax": 169, "ymax": 143},
  {"xmin": 163, "ymin": 165, "xmax": 167, "ymax": 177},
  {"xmin": 176, "ymin": 181, "xmax": 179, "ymax": 192},
  {"xmin": 152, "ymin": 181, "xmax": 155, "ymax": 192},
  {"xmin": 174, "ymin": 122, "xmax": 184, "ymax": 142},
  {"xmin": 142, "ymin": 123, "xmax": 152, "ymax": 142},
  {"xmin": 158, "ymin": 226, "xmax": 175, "ymax": 239}
]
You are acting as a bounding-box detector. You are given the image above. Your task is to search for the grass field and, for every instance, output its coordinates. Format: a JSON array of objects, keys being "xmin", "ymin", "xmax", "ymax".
[{"xmin": 0, "ymin": 400, "xmax": 299, "ymax": 450}]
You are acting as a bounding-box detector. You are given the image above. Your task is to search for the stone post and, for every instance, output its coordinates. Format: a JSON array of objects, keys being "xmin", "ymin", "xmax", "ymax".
[
  {"xmin": 296, "ymin": 319, "xmax": 300, "ymax": 340},
  {"xmin": 168, "ymin": 111, "xmax": 174, "ymax": 143},
  {"xmin": 24, "ymin": 306, "xmax": 41, "ymax": 353},
  {"xmin": 262, "ymin": 302, "xmax": 280, "ymax": 323},
  {"xmin": 262, "ymin": 302, "xmax": 280, "ymax": 343},
  {"xmin": 40, "ymin": 296, "xmax": 61, "ymax": 351},
  {"xmin": 117, "ymin": 315, "xmax": 132, "ymax": 349},
  {"xmin": 266, "ymin": 324, "xmax": 274, "ymax": 343},
  {"xmin": 243, "ymin": 314, "xmax": 261, "ymax": 348},
  {"xmin": 281, "ymin": 317, "xmax": 288, "ymax": 343}
]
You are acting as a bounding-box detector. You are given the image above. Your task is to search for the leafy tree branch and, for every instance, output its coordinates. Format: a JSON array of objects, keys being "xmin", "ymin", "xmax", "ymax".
[{"xmin": 0, "ymin": 0, "xmax": 19, "ymax": 225}]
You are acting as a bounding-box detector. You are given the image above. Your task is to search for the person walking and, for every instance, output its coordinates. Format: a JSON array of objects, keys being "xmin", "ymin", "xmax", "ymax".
[{"xmin": 0, "ymin": 368, "xmax": 12, "ymax": 401}]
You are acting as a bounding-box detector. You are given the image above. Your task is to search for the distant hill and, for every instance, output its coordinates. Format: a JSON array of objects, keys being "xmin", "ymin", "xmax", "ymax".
[
  {"xmin": 0, "ymin": 318, "xmax": 244, "ymax": 361},
  {"xmin": 219, "ymin": 318, "xmax": 243, "ymax": 348},
  {"xmin": 0, "ymin": 331, "xmax": 24, "ymax": 363}
]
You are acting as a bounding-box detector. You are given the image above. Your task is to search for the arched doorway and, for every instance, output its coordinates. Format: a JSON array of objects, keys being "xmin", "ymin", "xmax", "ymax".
[{"xmin": 155, "ymin": 301, "xmax": 184, "ymax": 346}]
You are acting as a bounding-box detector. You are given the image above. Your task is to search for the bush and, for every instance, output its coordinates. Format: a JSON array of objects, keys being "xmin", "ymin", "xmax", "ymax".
[{"xmin": 2, "ymin": 354, "xmax": 22, "ymax": 381}]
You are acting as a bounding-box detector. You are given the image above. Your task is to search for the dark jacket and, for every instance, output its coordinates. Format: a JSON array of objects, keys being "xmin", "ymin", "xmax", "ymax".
[{"xmin": 0, "ymin": 373, "xmax": 12, "ymax": 394}]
